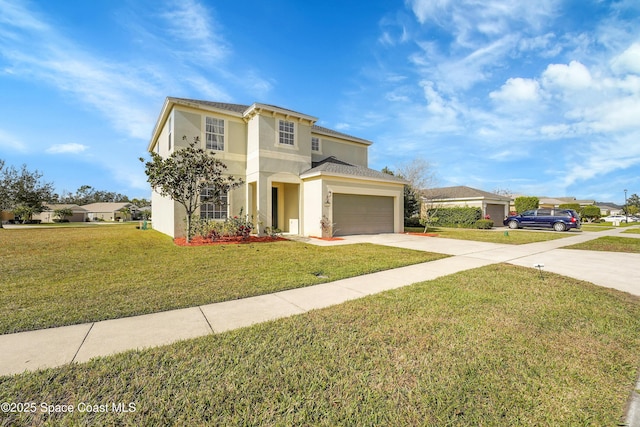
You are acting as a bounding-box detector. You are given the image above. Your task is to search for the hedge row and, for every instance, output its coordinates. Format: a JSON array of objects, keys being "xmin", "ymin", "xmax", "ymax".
[{"xmin": 427, "ymin": 207, "xmax": 483, "ymax": 227}]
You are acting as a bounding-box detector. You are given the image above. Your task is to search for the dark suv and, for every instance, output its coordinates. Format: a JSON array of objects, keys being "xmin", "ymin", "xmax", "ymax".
[{"xmin": 503, "ymin": 208, "xmax": 581, "ymax": 232}]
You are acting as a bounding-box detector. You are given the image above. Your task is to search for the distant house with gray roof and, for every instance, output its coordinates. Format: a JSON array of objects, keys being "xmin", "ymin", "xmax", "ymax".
[
  {"xmin": 147, "ymin": 97, "xmax": 406, "ymax": 237},
  {"xmin": 34, "ymin": 204, "xmax": 87, "ymax": 223},
  {"xmin": 421, "ymin": 186, "xmax": 511, "ymax": 221},
  {"xmin": 81, "ymin": 202, "xmax": 138, "ymax": 222}
]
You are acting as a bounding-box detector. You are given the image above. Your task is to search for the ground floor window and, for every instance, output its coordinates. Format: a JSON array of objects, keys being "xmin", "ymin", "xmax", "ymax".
[{"xmin": 200, "ymin": 188, "xmax": 228, "ymax": 219}]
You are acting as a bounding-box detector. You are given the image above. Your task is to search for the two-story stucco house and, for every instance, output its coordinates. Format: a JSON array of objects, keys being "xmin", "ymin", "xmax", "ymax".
[{"xmin": 148, "ymin": 97, "xmax": 405, "ymax": 238}]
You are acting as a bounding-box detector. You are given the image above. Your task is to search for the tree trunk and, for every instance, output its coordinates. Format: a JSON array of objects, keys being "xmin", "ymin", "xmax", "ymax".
[{"xmin": 186, "ymin": 213, "xmax": 191, "ymax": 244}]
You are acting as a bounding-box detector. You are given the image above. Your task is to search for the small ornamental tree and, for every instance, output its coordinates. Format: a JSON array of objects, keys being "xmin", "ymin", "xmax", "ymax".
[
  {"xmin": 580, "ymin": 205, "xmax": 601, "ymax": 223},
  {"xmin": 54, "ymin": 207, "xmax": 73, "ymax": 222},
  {"xmin": 514, "ymin": 196, "xmax": 539, "ymax": 213},
  {"xmin": 140, "ymin": 137, "xmax": 242, "ymax": 243}
]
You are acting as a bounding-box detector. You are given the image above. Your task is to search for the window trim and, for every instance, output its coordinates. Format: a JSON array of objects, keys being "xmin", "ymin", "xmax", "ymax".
[
  {"xmin": 311, "ymin": 136, "xmax": 321, "ymax": 153},
  {"xmin": 277, "ymin": 119, "xmax": 297, "ymax": 149},
  {"xmin": 200, "ymin": 188, "xmax": 228, "ymax": 220},
  {"xmin": 205, "ymin": 116, "xmax": 225, "ymax": 151}
]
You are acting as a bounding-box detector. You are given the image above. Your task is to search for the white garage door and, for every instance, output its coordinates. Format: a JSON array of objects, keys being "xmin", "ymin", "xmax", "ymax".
[{"xmin": 333, "ymin": 194, "xmax": 394, "ymax": 236}]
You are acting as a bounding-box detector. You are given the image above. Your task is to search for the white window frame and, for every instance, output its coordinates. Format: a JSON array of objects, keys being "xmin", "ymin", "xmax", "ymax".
[
  {"xmin": 205, "ymin": 116, "xmax": 225, "ymax": 151},
  {"xmin": 278, "ymin": 119, "xmax": 295, "ymax": 147},
  {"xmin": 200, "ymin": 188, "xmax": 228, "ymax": 220},
  {"xmin": 311, "ymin": 136, "xmax": 321, "ymax": 153}
]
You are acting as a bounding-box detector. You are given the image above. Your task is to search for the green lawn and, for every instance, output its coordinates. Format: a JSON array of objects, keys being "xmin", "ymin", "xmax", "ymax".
[
  {"xmin": 623, "ymin": 227, "xmax": 640, "ymax": 234},
  {"xmin": 404, "ymin": 226, "xmax": 569, "ymax": 244},
  {"xmin": 580, "ymin": 224, "xmax": 614, "ymax": 232},
  {"xmin": 564, "ymin": 236, "xmax": 640, "ymax": 253},
  {"xmin": 0, "ymin": 225, "xmax": 444, "ymax": 334},
  {"xmin": 1, "ymin": 265, "xmax": 638, "ymax": 426}
]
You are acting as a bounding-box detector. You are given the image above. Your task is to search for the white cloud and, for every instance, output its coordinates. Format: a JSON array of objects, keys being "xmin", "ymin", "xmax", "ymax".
[
  {"xmin": 408, "ymin": 0, "xmax": 559, "ymax": 45},
  {"xmin": 541, "ymin": 60, "xmax": 592, "ymax": 90},
  {"xmin": 46, "ymin": 143, "xmax": 88, "ymax": 154},
  {"xmin": 0, "ymin": 128, "xmax": 28, "ymax": 152},
  {"xmin": 611, "ymin": 42, "xmax": 640, "ymax": 75},
  {"xmin": 160, "ymin": 0, "xmax": 229, "ymax": 65},
  {"xmin": 490, "ymin": 77, "xmax": 541, "ymax": 102}
]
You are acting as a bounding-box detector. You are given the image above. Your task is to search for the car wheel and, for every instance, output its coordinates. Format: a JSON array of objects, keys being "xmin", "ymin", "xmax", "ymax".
[
  {"xmin": 508, "ymin": 220, "xmax": 519, "ymax": 229},
  {"xmin": 553, "ymin": 222, "xmax": 566, "ymax": 232}
]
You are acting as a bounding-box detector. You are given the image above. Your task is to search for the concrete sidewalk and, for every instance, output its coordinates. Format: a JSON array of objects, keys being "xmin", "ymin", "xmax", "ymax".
[{"xmin": 2, "ymin": 226, "xmax": 639, "ymax": 378}]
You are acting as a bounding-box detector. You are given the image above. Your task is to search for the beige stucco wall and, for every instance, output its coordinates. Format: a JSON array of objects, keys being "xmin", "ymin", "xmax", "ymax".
[
  {"xmin": 148, "ymin": 101, "xmax": 395, "ymax": 239},
  {"xmin": 302, "ymin": 178, "xmax": 324, "ymax": 236},
  {"xmin": 313, "ymin": 138, "xmax": 368, "ymax": 167},
  {"xmin": 303, "ymin": 175, "xmax": 404, "ymax": 236},
  {"xmin": 36, "ymin": 211, "xmax": 86, "ymax": 223},
  {"xmin": 152, "ymin": 190, "xmax": 181, "ymax": 238}
]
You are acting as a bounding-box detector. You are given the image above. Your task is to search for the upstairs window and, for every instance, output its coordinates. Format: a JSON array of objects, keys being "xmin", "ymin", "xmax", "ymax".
[
  {"xmin": 311, "ymin": 137, "xmax": 320, "ymax": 152},
  {"xmin": 200, "ymin": 187, "xmax": 228, "ymax": 219},
  {"xmin": 279, "ymin": 120, "xmax": 295, "ymax": 146},
  {"xmin": 205, "ymin": 117, "xmax": 224, "ymax": 150}
]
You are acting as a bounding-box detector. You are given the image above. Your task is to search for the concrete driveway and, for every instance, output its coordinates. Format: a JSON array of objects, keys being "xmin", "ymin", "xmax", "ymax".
[{"xmin": 337, "ymin": 228, "xmax": 640, "ymax": 297}]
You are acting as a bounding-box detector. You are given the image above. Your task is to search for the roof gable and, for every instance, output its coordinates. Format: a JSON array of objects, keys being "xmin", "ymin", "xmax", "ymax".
[
  {"xmin": 149, "ymin": 97, "xmax": 373, "ymax": 151},
  {"xmin": 301, "ymin": 157, "xmax": 406, "ymax": 183}
]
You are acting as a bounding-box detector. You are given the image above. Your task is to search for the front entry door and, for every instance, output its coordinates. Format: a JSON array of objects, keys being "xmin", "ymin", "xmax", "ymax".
[{"xmin": 271, "ymin": 187, "xmax": 278, "ymax": 229}]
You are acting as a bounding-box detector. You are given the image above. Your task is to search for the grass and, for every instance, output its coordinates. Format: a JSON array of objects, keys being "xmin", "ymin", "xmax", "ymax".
[
  {"xmin": 1, "ymin": 264, "xmax": 639, "ymax": 426},
  {"xmin": 580, "ymin": 224, "xmax": 614, "ymax": 232},
  {"xmin": 0, "ymin": 225, "xmax": 444, "ymax": 335},
  {"xmin": 564, "ymin": 236, "xmax": 640, "ymax": 253},
  {"xmin": 404, "ymin": 226, "xmax": 569, "ymax": 244},
  {"xmin": 623, "ymin": 227, "xmax": 640, "ymax": 234}
]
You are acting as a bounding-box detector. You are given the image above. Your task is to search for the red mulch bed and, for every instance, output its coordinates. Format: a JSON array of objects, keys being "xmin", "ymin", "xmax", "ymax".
[
  {"xmin": 174, "ymin": 235, "xmax": 287, "ymax": 246},
  {"xmin": 406, "ymin": 232, "xmax": 439, "ymax": 237}
]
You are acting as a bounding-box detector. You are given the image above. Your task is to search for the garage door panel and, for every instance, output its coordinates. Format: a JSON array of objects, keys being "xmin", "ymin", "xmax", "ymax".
[
  {"xmin": 486, "ymin": 204, "xmax": 506, "ymax": 222},
  {"xmin": 333, "ymin": 194, "xmax": 394, "ymax": 236}
]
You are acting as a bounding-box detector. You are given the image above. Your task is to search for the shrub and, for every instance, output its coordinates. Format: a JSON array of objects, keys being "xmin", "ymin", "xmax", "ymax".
[
  {"xmin": 580, "ymin": 205, "xmax": 601, "ymax": 223},
  {"xmin": 191, "ymin": 209, "xmax": 254, "ymax": 241},
  {"xmin": 404, "ymin": 217, "xmax": 421, "ymax": 227},
  {"xmin": 426, "ymin": 207, "xmax": 482, "ymax": 228},
  {"xmin": 475, "ymin": 219, "xmax": 494, "ymax": 229},
  {"xmin": 514, "ymin": 196, "xmax": 539, "ymax": 213},
  {"xmin": 559, "ymin": 203, "xmax": 580, "ymax": 211}
]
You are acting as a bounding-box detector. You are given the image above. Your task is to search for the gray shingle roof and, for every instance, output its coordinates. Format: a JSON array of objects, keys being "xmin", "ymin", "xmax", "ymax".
[
  {"xmin": 311, "ymin": 124, "xmax": 372, "ymax": 145},
  {"xmin": 170, "ymin": 98, "xmax": 250, "ymax": 114},
  {"xmin": 169, "ymin": 98, "xmax": 371, "ymax": 144},
  {"xmin": 302, "ymin": 157, "xmax": 406, "ymax": 183},
  {"xmin": 422, "ymin": 186, "xmax": 511, "ymax": 201}
]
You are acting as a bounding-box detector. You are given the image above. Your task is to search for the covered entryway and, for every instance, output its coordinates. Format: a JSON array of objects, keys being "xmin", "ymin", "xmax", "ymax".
[{"xmin": 332, "ymin": 194, "xmax": 394, "ymax": 236}]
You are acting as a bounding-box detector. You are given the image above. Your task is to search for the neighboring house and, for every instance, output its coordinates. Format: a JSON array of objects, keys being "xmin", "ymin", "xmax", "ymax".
[
  {"xmin": 509, "ymin": 196, "xmax": 597, "ymax": 212},
  {"xmin": 539, "ymin": 197, "xmax": 596, "ymax": 208},
  {"xmin": 82, "ymin": 203, "xmax": 138, "ymax": 221},
  {"xmin": 148, "ymin": 97, "xmax": 406, "ymax": 238},
  {"xmin": 421, "ymin": 186, "xmax": 511, "ymax": 221},
  {"xmin": 597, "ymin": 204, "xmax": 623, "ymax": 215},
  {"xmin": 34, "ymin": 204, "xmax": 87, "ymax": 223}
]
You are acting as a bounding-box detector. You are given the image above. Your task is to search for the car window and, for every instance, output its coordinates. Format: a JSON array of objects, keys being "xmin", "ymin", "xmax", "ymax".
[
  {"xmin": 537, "ymin": 209, "xmax": 552, "ymax": 215},
  {"xmin": 522, "ymin": 210, "xmax": 535, "ymax": 217},
  {"xmin": 556, "ymin": 210, "xmax": 571, "ymax": 217}
]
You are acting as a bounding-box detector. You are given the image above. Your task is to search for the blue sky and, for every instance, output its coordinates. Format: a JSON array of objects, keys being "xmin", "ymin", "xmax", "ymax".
[{"xmin": 1, "ymin": 0, "xmax": 639, "ymax": 203}]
